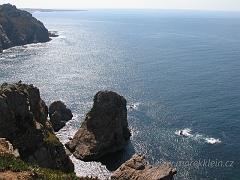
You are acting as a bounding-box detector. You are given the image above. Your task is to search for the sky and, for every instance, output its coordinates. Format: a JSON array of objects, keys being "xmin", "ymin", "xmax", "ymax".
[{"xmin": 0, "ymin": 0, "xmax": 240, "ymax": 12}]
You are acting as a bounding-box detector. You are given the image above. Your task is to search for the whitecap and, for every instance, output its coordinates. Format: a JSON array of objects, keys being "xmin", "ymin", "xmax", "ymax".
[
  {"xmin": 175, "ymin": 129, "xmax": 221, "ymax": 144},
  {"xmin": 205, "ymin": 138, "xmax": 221, "ymax": 144},
  {"xmin": 175, "ymin": 128, "xmax": 192, "ymax": 137},
  {"xmin": 127, "ymin": 102, "xmax": 140, "ymax": 110}
]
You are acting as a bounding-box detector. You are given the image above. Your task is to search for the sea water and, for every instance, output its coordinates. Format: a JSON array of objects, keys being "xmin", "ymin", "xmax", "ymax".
[{"xmin": 0, "ymin": 9, "xmax": 240, "ymax": 179}]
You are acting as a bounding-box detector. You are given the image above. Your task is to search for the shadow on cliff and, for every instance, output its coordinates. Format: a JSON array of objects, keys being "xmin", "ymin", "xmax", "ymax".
[{"xmin": 96, "ymin": 140, "xmax": 135, "ymax": 171}]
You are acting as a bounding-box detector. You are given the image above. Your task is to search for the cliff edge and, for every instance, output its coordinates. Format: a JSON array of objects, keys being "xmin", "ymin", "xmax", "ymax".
[
  {"xmin": 0, "ymin": 82, "xmax": 74, "ymax": 173},
  {"xmin": 0, "ymin": 3, "xmax": 50, "ymax": 52}
]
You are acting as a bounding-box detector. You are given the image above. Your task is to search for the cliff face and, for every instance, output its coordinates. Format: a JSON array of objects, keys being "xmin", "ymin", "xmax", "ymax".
[
  {"xmin": 0, "ymin": 4, "xmax": 50, "ymax": 52},
  {"xmin": 66, "ymin": 90, "xmax": 131, "ymax": 161},
  {"xmin": 0, "ymin": 82, "xmax": 74, "ymax": 173}
]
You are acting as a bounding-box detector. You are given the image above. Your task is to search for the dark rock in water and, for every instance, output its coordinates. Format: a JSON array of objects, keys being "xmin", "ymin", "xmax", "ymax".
[
  {"xmin": 48, "ymin": 31, "xmax": 59, "ymax": 37},
  {"xmin": 0, "ymin": 82, "xmax": 74, "ymax": 173},
  {"xmin": 0, "ymin": 3, "xmax": 50, "ymax": 52},
  {"xmin": 65, "ymin": 90, "xmax": 131, "ymax": 161},
  {"xmin": 49, "ymin": 101, "xmax": 73, "ymax": 132},
  {"xmin": 111, "ymin": 154, "xmax": 177, "ymax": 180}
]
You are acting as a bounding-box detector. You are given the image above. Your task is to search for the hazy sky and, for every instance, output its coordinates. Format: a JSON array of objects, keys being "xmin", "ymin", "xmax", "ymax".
[{"xmin": 1, "ymin": 0, "xmax": 240, "ymax": 12}]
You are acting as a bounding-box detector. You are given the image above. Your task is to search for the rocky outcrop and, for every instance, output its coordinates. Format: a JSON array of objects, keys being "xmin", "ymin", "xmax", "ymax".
[
  {"xmin": 49, "ymin": 101, "xmax": 73, "ymax": 132},
  {"xmin": 0, "ymin": 82, "xmax": 74, "ymax": 173},
  {"xmin": 111, "ymin": 154, "xmax": 177, "ymax": 180},
  {"xmin": 0, "ymin": 3, "xmax": 50, "ymax": 52},
  {"xmin": 66, "ymin": 90, "xmax": 131, "ymax": 161},
  {"xmin": 0, "ymin": 138, "xmax": 19, "ymax": 158}
]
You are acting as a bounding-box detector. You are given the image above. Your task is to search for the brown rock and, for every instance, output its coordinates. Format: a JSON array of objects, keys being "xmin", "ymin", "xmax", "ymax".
[
  {"xmin": 65, "ymin": 90, "xmax": 131, "ymax": 161},
  {"xmin": 0, "ymin": 138, "xmax": 19, "ymax": 158},
  {"xmin": 111, "ymin": 154, "xmax": 177, "ymax": 180},
  {"xmin": 0, "ymin": 82, "xmax": 74, "ymax": 173}
]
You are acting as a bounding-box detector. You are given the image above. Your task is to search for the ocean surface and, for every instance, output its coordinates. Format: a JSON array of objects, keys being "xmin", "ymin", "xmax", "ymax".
[{"xmin": 0, "ymin": 9, "xmax": 240, "ymax": 179}]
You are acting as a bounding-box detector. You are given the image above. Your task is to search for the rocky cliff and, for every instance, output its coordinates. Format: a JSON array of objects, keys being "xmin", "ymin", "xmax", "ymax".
[
  {"xmin": 111, "ymin": 154, "xmax": 177, "ymax": 180},
  {"xmin": 66, "ymin": 90, "xmax": 131, "ymax": 161},
  {"xmin": 0, "ymin": 3, "xmax": 50, "ymax": 52},
  {"xmin": 0, "ymin": 82, "xmax": 74, "ymax": 173}
]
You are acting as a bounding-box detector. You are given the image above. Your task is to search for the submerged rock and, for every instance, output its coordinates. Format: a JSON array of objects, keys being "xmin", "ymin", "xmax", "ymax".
[
  {"xmin": 66, "ymin": 90, "xmax": 131, "ymax": 161},
  {"xmin": 0, "ymin": 82, "xmax": 74, "ymax": 173},
  {"xmin": 0, "ymin": 3, "xmax": 50, "ymax": 52},
  {"xmin": 111, "ymin": 154, "xmax": 177, "ymax": 180},
  {"xmin": 49, "ymin": 101, "xmax": 73, "ymax": 132}
]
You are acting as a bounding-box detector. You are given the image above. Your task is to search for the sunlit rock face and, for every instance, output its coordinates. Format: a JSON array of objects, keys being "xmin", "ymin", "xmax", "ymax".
[
  {"xmin": 66, "ymin": 90, "xmax": 131, "ymax": 161},
  {"xmin": 111, "ymin": 154, "xmax": 177, "ymax": 180}
]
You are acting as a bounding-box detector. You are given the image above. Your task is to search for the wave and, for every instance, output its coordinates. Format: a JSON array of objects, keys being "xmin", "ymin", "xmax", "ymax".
[
  {"xmin": 205, "ymin": 137, "xmax": 221, "ymax": 144},
  {"xmin": 175, "ymin": 128, "xmax": 221, "ymax": 144}
]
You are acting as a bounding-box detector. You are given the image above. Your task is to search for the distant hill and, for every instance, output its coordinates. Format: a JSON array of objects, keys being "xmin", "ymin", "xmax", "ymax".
[
  {"xmin": 0, "ymin": 3, "xmax": 50, "ymax": 52},
  {"xmin": 21, "ymin": 8, "xmax": 87, "ymax": 13}
]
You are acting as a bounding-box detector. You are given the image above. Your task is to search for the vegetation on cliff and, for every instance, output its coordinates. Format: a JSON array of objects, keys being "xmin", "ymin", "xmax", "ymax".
[
  {"xmin": 0, "ymin": 153, "xmax": 98, "ymax": 179},
  {"xmin": 0, "ymin": 3, "xmax": 50, "ymax": 52}
]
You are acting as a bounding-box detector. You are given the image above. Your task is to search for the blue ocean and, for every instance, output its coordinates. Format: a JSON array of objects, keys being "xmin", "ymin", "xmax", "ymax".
[{"xmin": 0, "ymin": 9, "xmax": 240, "ymax": 179}]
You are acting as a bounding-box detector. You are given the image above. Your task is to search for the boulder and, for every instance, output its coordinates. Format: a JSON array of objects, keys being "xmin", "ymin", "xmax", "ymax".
[
  {"xmin": 49, "ymin": 101, "xmax": 73, "ymax": 131},
  {"xmin": 0, "ymin": 82, "xmax": 74, "ymax": 173},
  {"xmin": 65, "ymin": 90, "xmax": 131, "ymax": 161},
  {"xmin": 111, "ymin": 154, "xmax": 177, "ymax": 180}
]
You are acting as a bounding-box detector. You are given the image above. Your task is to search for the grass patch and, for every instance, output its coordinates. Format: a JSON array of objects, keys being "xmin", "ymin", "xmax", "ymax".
[
  {"xmin": 43, "ymin": 131, "xmax": 62, "ymax": 147},
  {"xmin": 0, "ymin": 153, "xmax": 99, "ymax": 179},
  {"xmin": 0, "ymin": 153, "xmax": 29, "ymax": 172}
]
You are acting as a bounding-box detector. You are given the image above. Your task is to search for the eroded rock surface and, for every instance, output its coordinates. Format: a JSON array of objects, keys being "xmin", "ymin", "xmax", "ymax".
[
  {"xmin": 0, "ymin": 138, "xmax": 19, "ymax": 158},
  {"xmin": 66, "ymin": 90, "xmax": 131, "ymax": 161},
  {"xmin": 111, "ymin": 154, "xmax": 177, "ymax": 180}
]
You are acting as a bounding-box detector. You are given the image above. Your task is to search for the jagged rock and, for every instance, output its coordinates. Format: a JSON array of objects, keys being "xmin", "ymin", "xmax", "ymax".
[
  {"xmin": 111, "ymin": 154, "xmax": 177, "ymax": 180},
  {"xmin": 48, "ymin": 31, "xmax": 59, "ymax": 37},
  {"xmin": 0, "ymin": 3, "xmax": 50, "ymax": 52},
  {"xmin": 0, "ymin": 138, "xmax": 19, "ymax": 158},
  {"xmin": 0, "ymin": 82, "xmax": 74, "ymax": 173},
  {"xmin": 49, "ymin": 101, "xmax": 73, "ymax": 131},
  {"xmin": 65, "ymin": 90, "xmax": 131, "ymax": 161}
]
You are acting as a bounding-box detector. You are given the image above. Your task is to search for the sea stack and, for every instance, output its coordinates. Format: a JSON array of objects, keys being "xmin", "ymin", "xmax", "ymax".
[
  {"xmin": 66, "ymin": 90, "xmax": 131, "ymax": 161},
  {"xmin": 49, "ymin": 101, "xmax": 73, "ymax": 132}
]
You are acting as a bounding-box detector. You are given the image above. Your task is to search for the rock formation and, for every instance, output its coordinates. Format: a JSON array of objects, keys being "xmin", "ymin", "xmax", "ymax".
[
  {"xmin": 0, "ymin": 82, "xmax": 74, "ymax": 173},
  {"xmin": 0, "ymin": 3, "xmax": 50, "ymax": 52},
  {"xmin": 66, "ymin": 90, "xmax": 131, "ymax": 161},
  {"xmin": 111, "ymin": 154, "xmax": 177, "ymax": 180},
  {"xmin": 0, "ymin": 138, "xmax": 19, "ymax": 158},
  {"xmin": 49, "ymin": 101, "xmax": 73, "ymax": 132}
]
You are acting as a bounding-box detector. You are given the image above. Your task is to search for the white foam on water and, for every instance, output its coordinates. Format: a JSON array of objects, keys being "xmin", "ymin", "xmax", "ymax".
[
  {"xmin": 205, "ymin": 137, "xmax": 221, "ymax": 144},
  {"xmin": 127, "ymin": 102, "xmax": 141, "ymax": 110},
  {"xmin": 175, "ymin": 128, "xmax": 192, "ymax": 137},
  {"xmin": 176, "ymin": 128, "xmax": 221, "ymax": 144}
]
